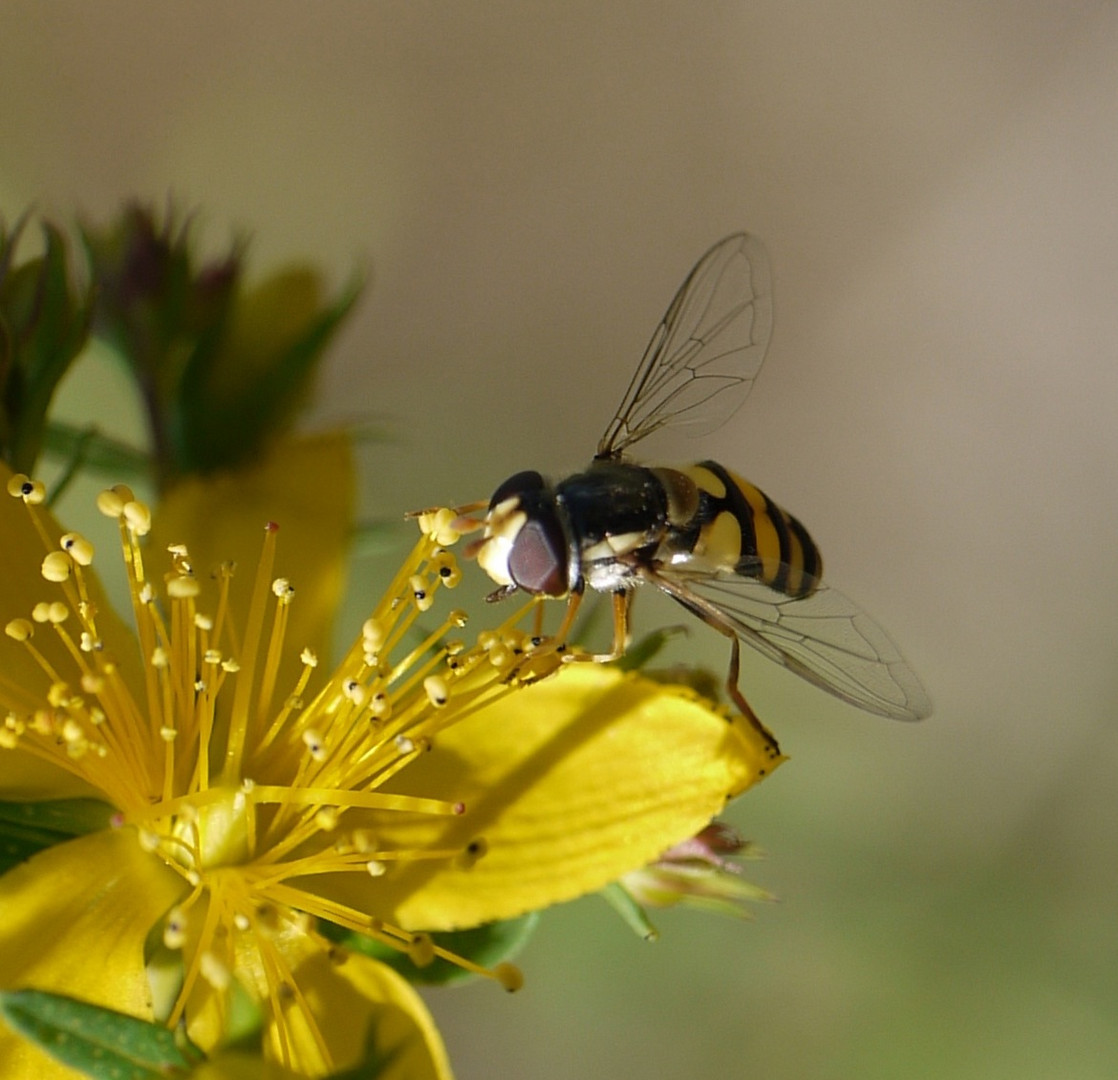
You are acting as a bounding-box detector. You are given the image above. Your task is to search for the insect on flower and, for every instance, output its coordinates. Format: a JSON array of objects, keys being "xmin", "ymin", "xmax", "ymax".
[{"xmin": 459, "ymin": 234, "xmax": 931, "ymax": 756}]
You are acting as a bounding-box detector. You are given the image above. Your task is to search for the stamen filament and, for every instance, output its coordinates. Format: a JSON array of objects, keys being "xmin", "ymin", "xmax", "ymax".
[
  {"xmin": 254, "ymin": 584, "xmax": 291, "ymax": 736},
  {"xmin": 249, "ymin": 785, "xmax": 463, "ymax": 816},
  {"xmin": 222, "ymin": 523, "xmax": 278, "ymax": 780}
]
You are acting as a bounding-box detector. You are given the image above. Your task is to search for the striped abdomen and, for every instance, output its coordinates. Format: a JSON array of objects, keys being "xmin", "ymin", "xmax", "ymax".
[{"xmin": 653, "ymin": 460, "xmax": 823, "ymax": 598}]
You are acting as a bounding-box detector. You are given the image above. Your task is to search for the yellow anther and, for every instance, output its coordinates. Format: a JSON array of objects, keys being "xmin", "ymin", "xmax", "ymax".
[
  {"xmin": 5, "ymin": 619, "xmax": 32, "ymax": 642},
  {"xmin": 95, "ymin": 488, "xmax": 124, "ymax": 518},
  {"xmin": 407, "ymin": 933, "xmax": 435, "ymax": 967},
  {"xmin": 495, "ymin": 962, "xmax": 524, "ymax": 993},
  {"xmin": 424, "ymin": 675, "xmax": 449, "ymax": 707},
  {"xmin": 122, "ymin": 500, "xmax": 152, "ymax": 536},
  {"xmin": 41, "ymin": 551, "xmax": 73, "ymax": 583},
  {"xmin": 166, "ymin": 575, "xmax": 200, "ymax": 599},
  {"xmin": 410, "ymin": 575, "xmax": 434, "ymax": 612},
  {"xmin": 362, "ymin": 618, "xmax": 387, "ymax": 652},
  {"xmin": 7, "ymin": 475, "xmax": 46, "ymax": 504},
  {"xmin": 96, "ymin": 484, "xmax": 135, "ymax": 519},
  {"xmin": 422, "ymin": 508, "xmax": 461, "ymax": 546},
  {"xmin": 163, "ymin": 908, "xmax": 188, "ymax": 950},
  {"xmin": 343, "ymin": 679, "xmax": 367, "ymax": 706},
  {"xmin": 60, "ymin": 533, "xmax": 94, "ymax": 566},
  {"xmin": 432, "ymin": 553, "xmax": 462, "ymax": 588},
  {"xmin": 302, "ymin": 729, "xmax": 327, "ymax": 762},
  {"xmin": 34, "ymin": 602, "xmax": 69, "ymax": 625}
]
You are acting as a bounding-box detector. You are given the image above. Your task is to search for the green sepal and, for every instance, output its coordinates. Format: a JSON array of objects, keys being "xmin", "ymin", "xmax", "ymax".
[
  {"xmin": 0, "ymin": 215, "xmax": 93, "ymax": 475},
  {"xmin": 599, "ymin": 881, "xmax": 661, "ymax": 941},
  {"xmin": 0, "ymin": 989, "xmax": 202, "ymax": 1078},
  {"xmin": 320, "ymin": 912, "xmax": 539, "ymax": 987},
  {"xmin": 175, "ymin": 269, "xmax": 363, "ymax": 476},
  {"xmin": 82, "ymin": 202, "xmax": 364, "ymax": 488},
  {"xmin": 0, "ymin": 798, "xmax": 114, "ymax": 875}
]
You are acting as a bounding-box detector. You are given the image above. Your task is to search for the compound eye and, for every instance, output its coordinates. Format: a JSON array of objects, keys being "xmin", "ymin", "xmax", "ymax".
[
  {"xmin": 489, "ymin": 470, "xmax": 545, "ymax": 510},
  {"xmin": 508, "ymin": 515, "xmax": 568, "ymax": 596}
]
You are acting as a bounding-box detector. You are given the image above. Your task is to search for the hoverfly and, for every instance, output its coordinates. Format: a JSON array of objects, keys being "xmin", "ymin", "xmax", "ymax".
[{"xmin": 464, "ymin": 233, "xmax": 930, "ymax": 756}]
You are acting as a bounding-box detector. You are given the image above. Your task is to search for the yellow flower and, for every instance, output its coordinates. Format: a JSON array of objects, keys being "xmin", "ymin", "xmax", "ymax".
[{"xmin": 0, "ymin": 440, "xmax": 779, "ymax": 1078}]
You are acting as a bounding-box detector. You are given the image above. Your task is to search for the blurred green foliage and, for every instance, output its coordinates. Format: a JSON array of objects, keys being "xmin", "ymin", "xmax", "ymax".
[
  {"xmin": 0, "ymin": 216, "xmax": 93, "ymax": 475},
  {"xmin": 83, "ymin": 203, "xmax": 362, "ymax": 489}
]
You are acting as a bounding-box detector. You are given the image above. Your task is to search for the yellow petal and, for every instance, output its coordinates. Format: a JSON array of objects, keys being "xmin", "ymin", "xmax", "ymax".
[
  {"xmin": 148, "ymin": 432, "xmax": 354, "ymax": 672},
  {"xmin": 0, "ymin": 465, "xmax": 143, "ymax": 797},
  {"xmin": 0, "ymin": 828, "xmax": 186, "ymax": 1079},
  {"xmin": 279, "ymin": 948, "xmax": 453, "ymax": 1080},
  {"xmin": 188, "ymin": 917, "xmax": 452, "ymax": 1079},
  {"xmin": 327, "ymin": 664, "xmax": 781, "ymax": 930}
]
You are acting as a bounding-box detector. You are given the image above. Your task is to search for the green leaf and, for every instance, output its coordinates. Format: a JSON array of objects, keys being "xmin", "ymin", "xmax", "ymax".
[
  {"xmin": 0, "ymin": 798, "xmax": 114, "ymax": 874},
  {"xmin": 0, "ymin": 989, "xmax": 201, "ymax": 1078},
  {"xmin": 599, "ymin": 881, "xmax": 661, "ymax": 941},
  {"xmin": 42, "ymin": 420, "xmax": 149, "ymax": 477},
  {"xmin": 321, "ymin": 913, "xmax": 539, "ymax": 987}
]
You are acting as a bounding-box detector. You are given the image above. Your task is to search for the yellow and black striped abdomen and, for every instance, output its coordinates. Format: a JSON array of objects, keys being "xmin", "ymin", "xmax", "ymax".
[{"xmin": 664, "ymin": 460, "xmax": 823, "ymax": 598}]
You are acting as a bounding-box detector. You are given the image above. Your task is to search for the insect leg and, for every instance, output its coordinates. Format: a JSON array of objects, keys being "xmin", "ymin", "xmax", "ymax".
[
  {"xmin": 639, "ymin": 569, "xmax": 781, "ymax": 757},
  {"xmin": 552, "ymin": 589, "xmax": 584, "ymax": 646},
  {"xmin": 559, "ymin": 589, "xmax": 633, "ymax": 664},
  {"xmin": 607, "ymin": 589, "xmax": 634, "ymax": 661}
]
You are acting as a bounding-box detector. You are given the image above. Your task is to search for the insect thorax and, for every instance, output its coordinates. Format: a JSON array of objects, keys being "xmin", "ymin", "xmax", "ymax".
[{"xmin": 555, "ymin": 461, "xmax": 668, "ymax": 591}]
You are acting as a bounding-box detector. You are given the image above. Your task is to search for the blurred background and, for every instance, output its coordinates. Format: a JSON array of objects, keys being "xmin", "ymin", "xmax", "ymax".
[{"xmin": 3, "ymin": 2, "xmax": 1117, "ymax": 1077}]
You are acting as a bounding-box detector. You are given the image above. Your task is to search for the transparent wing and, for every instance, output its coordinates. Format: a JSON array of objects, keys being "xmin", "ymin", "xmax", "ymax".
[
  {"xmin": 659, "ymin": 568, "xmax": 931, "ymax": 721},
  {"xmin": 597, "ymin": 233, "xmax": 774, "ymax": 460}
]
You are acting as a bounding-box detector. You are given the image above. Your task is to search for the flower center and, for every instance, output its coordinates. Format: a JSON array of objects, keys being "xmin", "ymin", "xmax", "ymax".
[{"xmin": 3, "ymin": 479, "xmax": 536, "ymax": 1061}]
